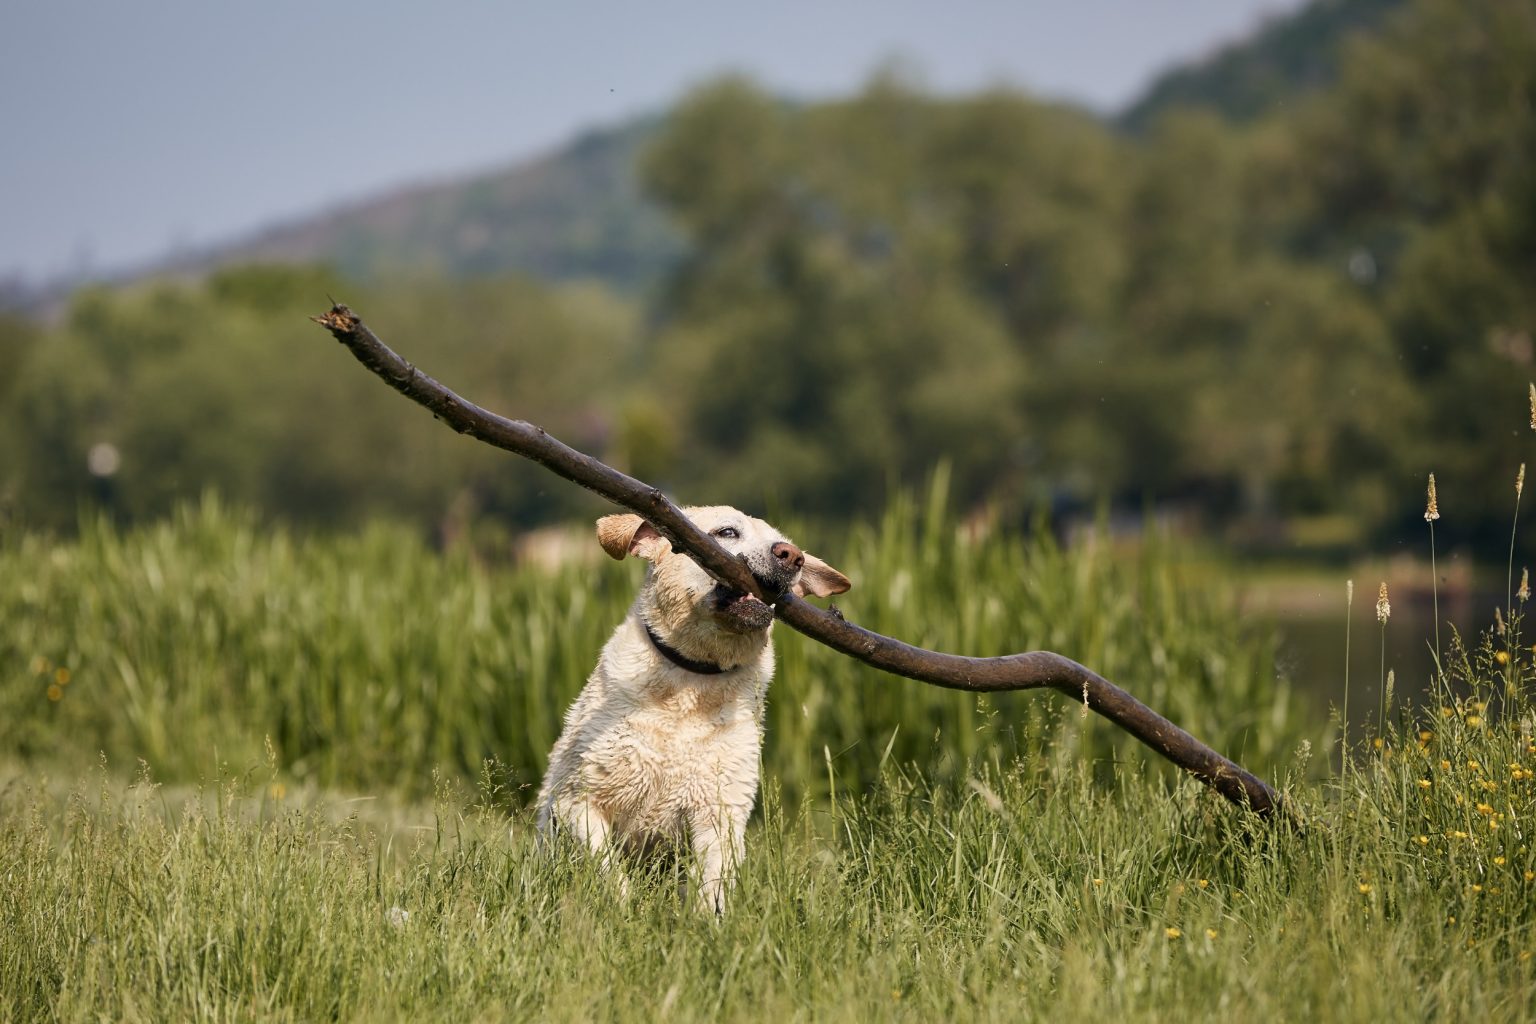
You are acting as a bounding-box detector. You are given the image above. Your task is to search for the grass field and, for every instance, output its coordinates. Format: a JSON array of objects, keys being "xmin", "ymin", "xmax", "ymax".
[{"xmin": 3, "ymin": 490, "xmax": 1534, "ymax": 1020}]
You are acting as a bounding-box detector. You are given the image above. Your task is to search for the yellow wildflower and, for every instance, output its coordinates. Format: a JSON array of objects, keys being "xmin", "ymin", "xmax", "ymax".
[
  {"xmin": 1358, "ymin": 883, "xmax": 1372, "ymax": 894},
  {"xmin": 1493, "ymin": 651, "xmax": 1509, "ymax": 666},
  {"xmin": 1418, "ymin": 779, "xmax": 1432, "ymax": 790},
  {"xmin": 1416, "ymin": 835, "xmax": 1430, "ymax": 846},
  {"xmin": 1093, "ymin": 878, "xmax": 1104, "ymax": 886},
  {"xmin": 1197, "ymin": 879, "xmax": 1209, "ymax": 889},
  {"xmin": 1165, "ymin": 927, "xmax": 1182, "ymax": 939},
  {"xmin": 54, "ymin": 666, "xmax": 70, "ymax": 685},
  {"xmin": 45, "ymin": 685, "xmax": 62, "ymax": 702},
  {"xmin": 1206, "ymin": 928, "xmax": 1219, "ymax": 940},
  {"xmin": 1494, "ymin": 856, "xmax": 1506, "ymax": 866}
]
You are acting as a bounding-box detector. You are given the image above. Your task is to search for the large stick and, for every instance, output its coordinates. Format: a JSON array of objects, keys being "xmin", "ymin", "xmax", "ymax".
[{"xmin": 314, "ymin": 305, "xmax": 1286, "ymax": 819}]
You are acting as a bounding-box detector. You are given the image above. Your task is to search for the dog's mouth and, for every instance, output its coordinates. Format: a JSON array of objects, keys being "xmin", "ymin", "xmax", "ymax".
[{"xmin": 709, "ymin": 585, "xmax": 775, "ymax": 633}]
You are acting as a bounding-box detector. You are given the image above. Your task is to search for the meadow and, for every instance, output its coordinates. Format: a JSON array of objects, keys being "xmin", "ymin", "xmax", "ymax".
[{"xmin": 3, "ymin": 487, "xmax": 1534, "ymax": 1020}]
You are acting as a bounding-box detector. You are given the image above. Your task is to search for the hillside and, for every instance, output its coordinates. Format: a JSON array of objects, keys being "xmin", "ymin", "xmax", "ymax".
[
  {"xmin": 164, "ymin": 117, "xmax": 680, "ymax": 294},
  {"xmin": 121, "ymin": 1, "xmax": 1410, "ymax": 299},
  {"xmin": 1120, "ymin": 0, "xmax": 1405, "ymax": 130}
]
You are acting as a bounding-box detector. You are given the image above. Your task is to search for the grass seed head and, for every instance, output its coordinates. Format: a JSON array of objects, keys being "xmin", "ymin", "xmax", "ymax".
[
  {"xmin": 1425, "ymin": 473, "xmax": 1440, "ymax": 521},
  {"xmin": 1519, "ymin": 463, "xmax": 1527, "ymax": 498},
  {"xmin": 1520, "ymin": 568, "xmax": 1530, "ymax": 603},
  {"xmin": 1377, "ymin": 583, "xmax": 1391, "ymax": 624},
  {"xmin": 1529, "ymin": 382, "xmax": 1535, "ymax": 431}
]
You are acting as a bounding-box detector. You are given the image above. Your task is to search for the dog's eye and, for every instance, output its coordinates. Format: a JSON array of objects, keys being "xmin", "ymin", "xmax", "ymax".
[{"xmin": 713, "ymin": 527, "xmax": 740, "ymax": 540}]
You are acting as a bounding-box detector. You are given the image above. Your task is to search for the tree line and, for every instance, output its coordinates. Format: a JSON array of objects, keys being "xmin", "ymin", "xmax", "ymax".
[{"xmin": 3, "ymin": 0, "xmax": 1532, "ymax": 551}]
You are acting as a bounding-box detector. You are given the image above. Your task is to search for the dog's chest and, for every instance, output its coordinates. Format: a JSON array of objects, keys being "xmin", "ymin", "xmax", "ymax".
[{"xmin": 585, "ymin": 675, "xmax": 764, "ymax": 834}]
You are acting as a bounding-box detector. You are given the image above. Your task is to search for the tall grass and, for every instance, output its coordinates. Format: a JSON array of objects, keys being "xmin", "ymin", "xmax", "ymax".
[
  {"xmin": 0, "ymin": 488, "xmax": 1297, "ymax": 802},
  {"xmin": 2, "ymin": 701, "xmax": 1531, "ymax": 1022},
  {"xmin": 3, "ymin": 486, "xmax": 1534, "ymax": 1020}
]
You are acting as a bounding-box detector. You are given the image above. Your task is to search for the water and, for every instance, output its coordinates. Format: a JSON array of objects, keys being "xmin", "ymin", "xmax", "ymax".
[{"xmin": 1267, "ymin": 582, "xmax": 1512, "ymax": 733}]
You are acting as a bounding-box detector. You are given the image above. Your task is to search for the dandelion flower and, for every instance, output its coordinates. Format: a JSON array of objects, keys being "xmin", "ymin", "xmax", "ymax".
[
  {"xmin": 1425, "ymin": 474, "xmax": 1440, "ymax": 521},
  {"xmin": 1495, "ymin": 651, "xmax": 1510, "ymax": 666},
  {"xmin": 1358, "ymin": 882, "xmax": 1372, "ymax": 894},
  {"xmin": 54, "ymin": 667, "xmax": 70, "ymax": 686},
  {"xmin": 1376, "ymin": 583, "xmax": 1391, "ymax": 624},
  {"xmin": 1165, "ymin": 927, "xmax": 1182, "ymax": 939},
  {"xmin": 1525, "ymin": 871, "xmax": 1535, "ymax": 882},
  {"xmin": 45, "ymin": 685, "xmax": 62, "ymax": 702},
  {"xmin": 1494, "ymin": 856, "xmax": 1507, "ymax": 866},
  {"xmin": 1418, "ymin": 779, "xmax": 1432, "ymax": 789},
  {"xmin": 1416, "ymin": 835, "xmax": 1430, "ymax": 845},
  {"xmin": 1197, "ymin": 879, "xmax": 1209, "ymax": 889},
  {"xmin": 1206, "ymin": 928, "xmax": 1219, "ymax": 940}
]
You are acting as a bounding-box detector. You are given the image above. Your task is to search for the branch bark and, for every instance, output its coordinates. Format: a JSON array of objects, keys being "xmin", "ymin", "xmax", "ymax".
[{"xmin": 313, "ymin": 304, "xmax": 1287, "ymax": 820}]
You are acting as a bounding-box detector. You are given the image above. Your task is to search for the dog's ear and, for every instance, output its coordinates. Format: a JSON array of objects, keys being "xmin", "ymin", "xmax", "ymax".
[
  {"xmin": 596, "ymin": 513, "xmax": 667, "ymax": 561},
  {"xmin": 794, "ymin": 554, "xmax": 851, "ymax": 597}
]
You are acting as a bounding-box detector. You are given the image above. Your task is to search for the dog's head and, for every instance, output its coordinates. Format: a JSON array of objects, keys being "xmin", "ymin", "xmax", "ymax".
[{"xmin": 596, "ymin": 506, "xmax": 850, "ymax": 657}]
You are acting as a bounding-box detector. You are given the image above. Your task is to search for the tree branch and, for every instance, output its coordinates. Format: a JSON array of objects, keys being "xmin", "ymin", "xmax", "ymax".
[{"xmin": 313, "ymin": 304, "xmax": 1287, "ymax": 820}]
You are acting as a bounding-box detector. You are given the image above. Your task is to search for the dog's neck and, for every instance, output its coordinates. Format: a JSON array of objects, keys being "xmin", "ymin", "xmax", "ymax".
[
  {"xmin": 639, "ymin": 614, "xmax": 768, "ymax": 675},
  {"xmin": 644, "ymin": 622, "xmax": 728, "ymax": 675}
]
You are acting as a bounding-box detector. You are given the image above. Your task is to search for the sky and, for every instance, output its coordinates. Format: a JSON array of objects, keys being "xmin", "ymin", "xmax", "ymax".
[{"xmin": 0, "ymin": 0, "xmax": 1303, "ymax": 285}]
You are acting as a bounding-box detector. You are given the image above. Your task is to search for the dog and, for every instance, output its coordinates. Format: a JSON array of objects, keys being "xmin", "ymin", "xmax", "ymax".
[{"xmin": 536, "ymin": 505, "xmax": 850, "ymax": 913}]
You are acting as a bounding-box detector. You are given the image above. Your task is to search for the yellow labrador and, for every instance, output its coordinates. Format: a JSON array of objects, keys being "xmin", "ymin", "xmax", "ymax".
[{"xmin": 536, "ymin": 506, "xmax": 849, "ymax": 913}]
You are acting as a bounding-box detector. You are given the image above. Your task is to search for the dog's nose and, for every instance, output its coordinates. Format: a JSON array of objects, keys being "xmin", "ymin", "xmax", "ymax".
[{"xmin": 770, "ymin": 541, "xmax": 805, "ymax": 572}]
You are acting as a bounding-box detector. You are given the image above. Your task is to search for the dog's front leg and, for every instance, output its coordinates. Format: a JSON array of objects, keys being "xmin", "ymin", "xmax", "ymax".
[
  {"xmin": 688, "ymin": 807, "xmax": 746, "ymax": 916},
  {"xmin": 551, "ymin": 797, "xmax": 630, "ymax": 899}
]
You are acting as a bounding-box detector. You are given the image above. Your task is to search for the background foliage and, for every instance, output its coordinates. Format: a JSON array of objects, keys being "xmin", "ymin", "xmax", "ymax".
[{"xmin": 4, "ymin": 0, "xmax": 1533, "ymax": 551}]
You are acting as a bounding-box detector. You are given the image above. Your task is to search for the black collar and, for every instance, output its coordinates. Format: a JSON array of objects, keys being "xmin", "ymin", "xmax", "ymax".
[{"xmin": 644, "ymin": 622, "xmax": 727, "ymax": 675}]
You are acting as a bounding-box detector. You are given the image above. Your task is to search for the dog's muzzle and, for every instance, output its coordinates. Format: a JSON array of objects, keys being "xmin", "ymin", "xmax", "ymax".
[{"xmin": 708, "ymin": 540, "xmax": 805, "ymax": 633}]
